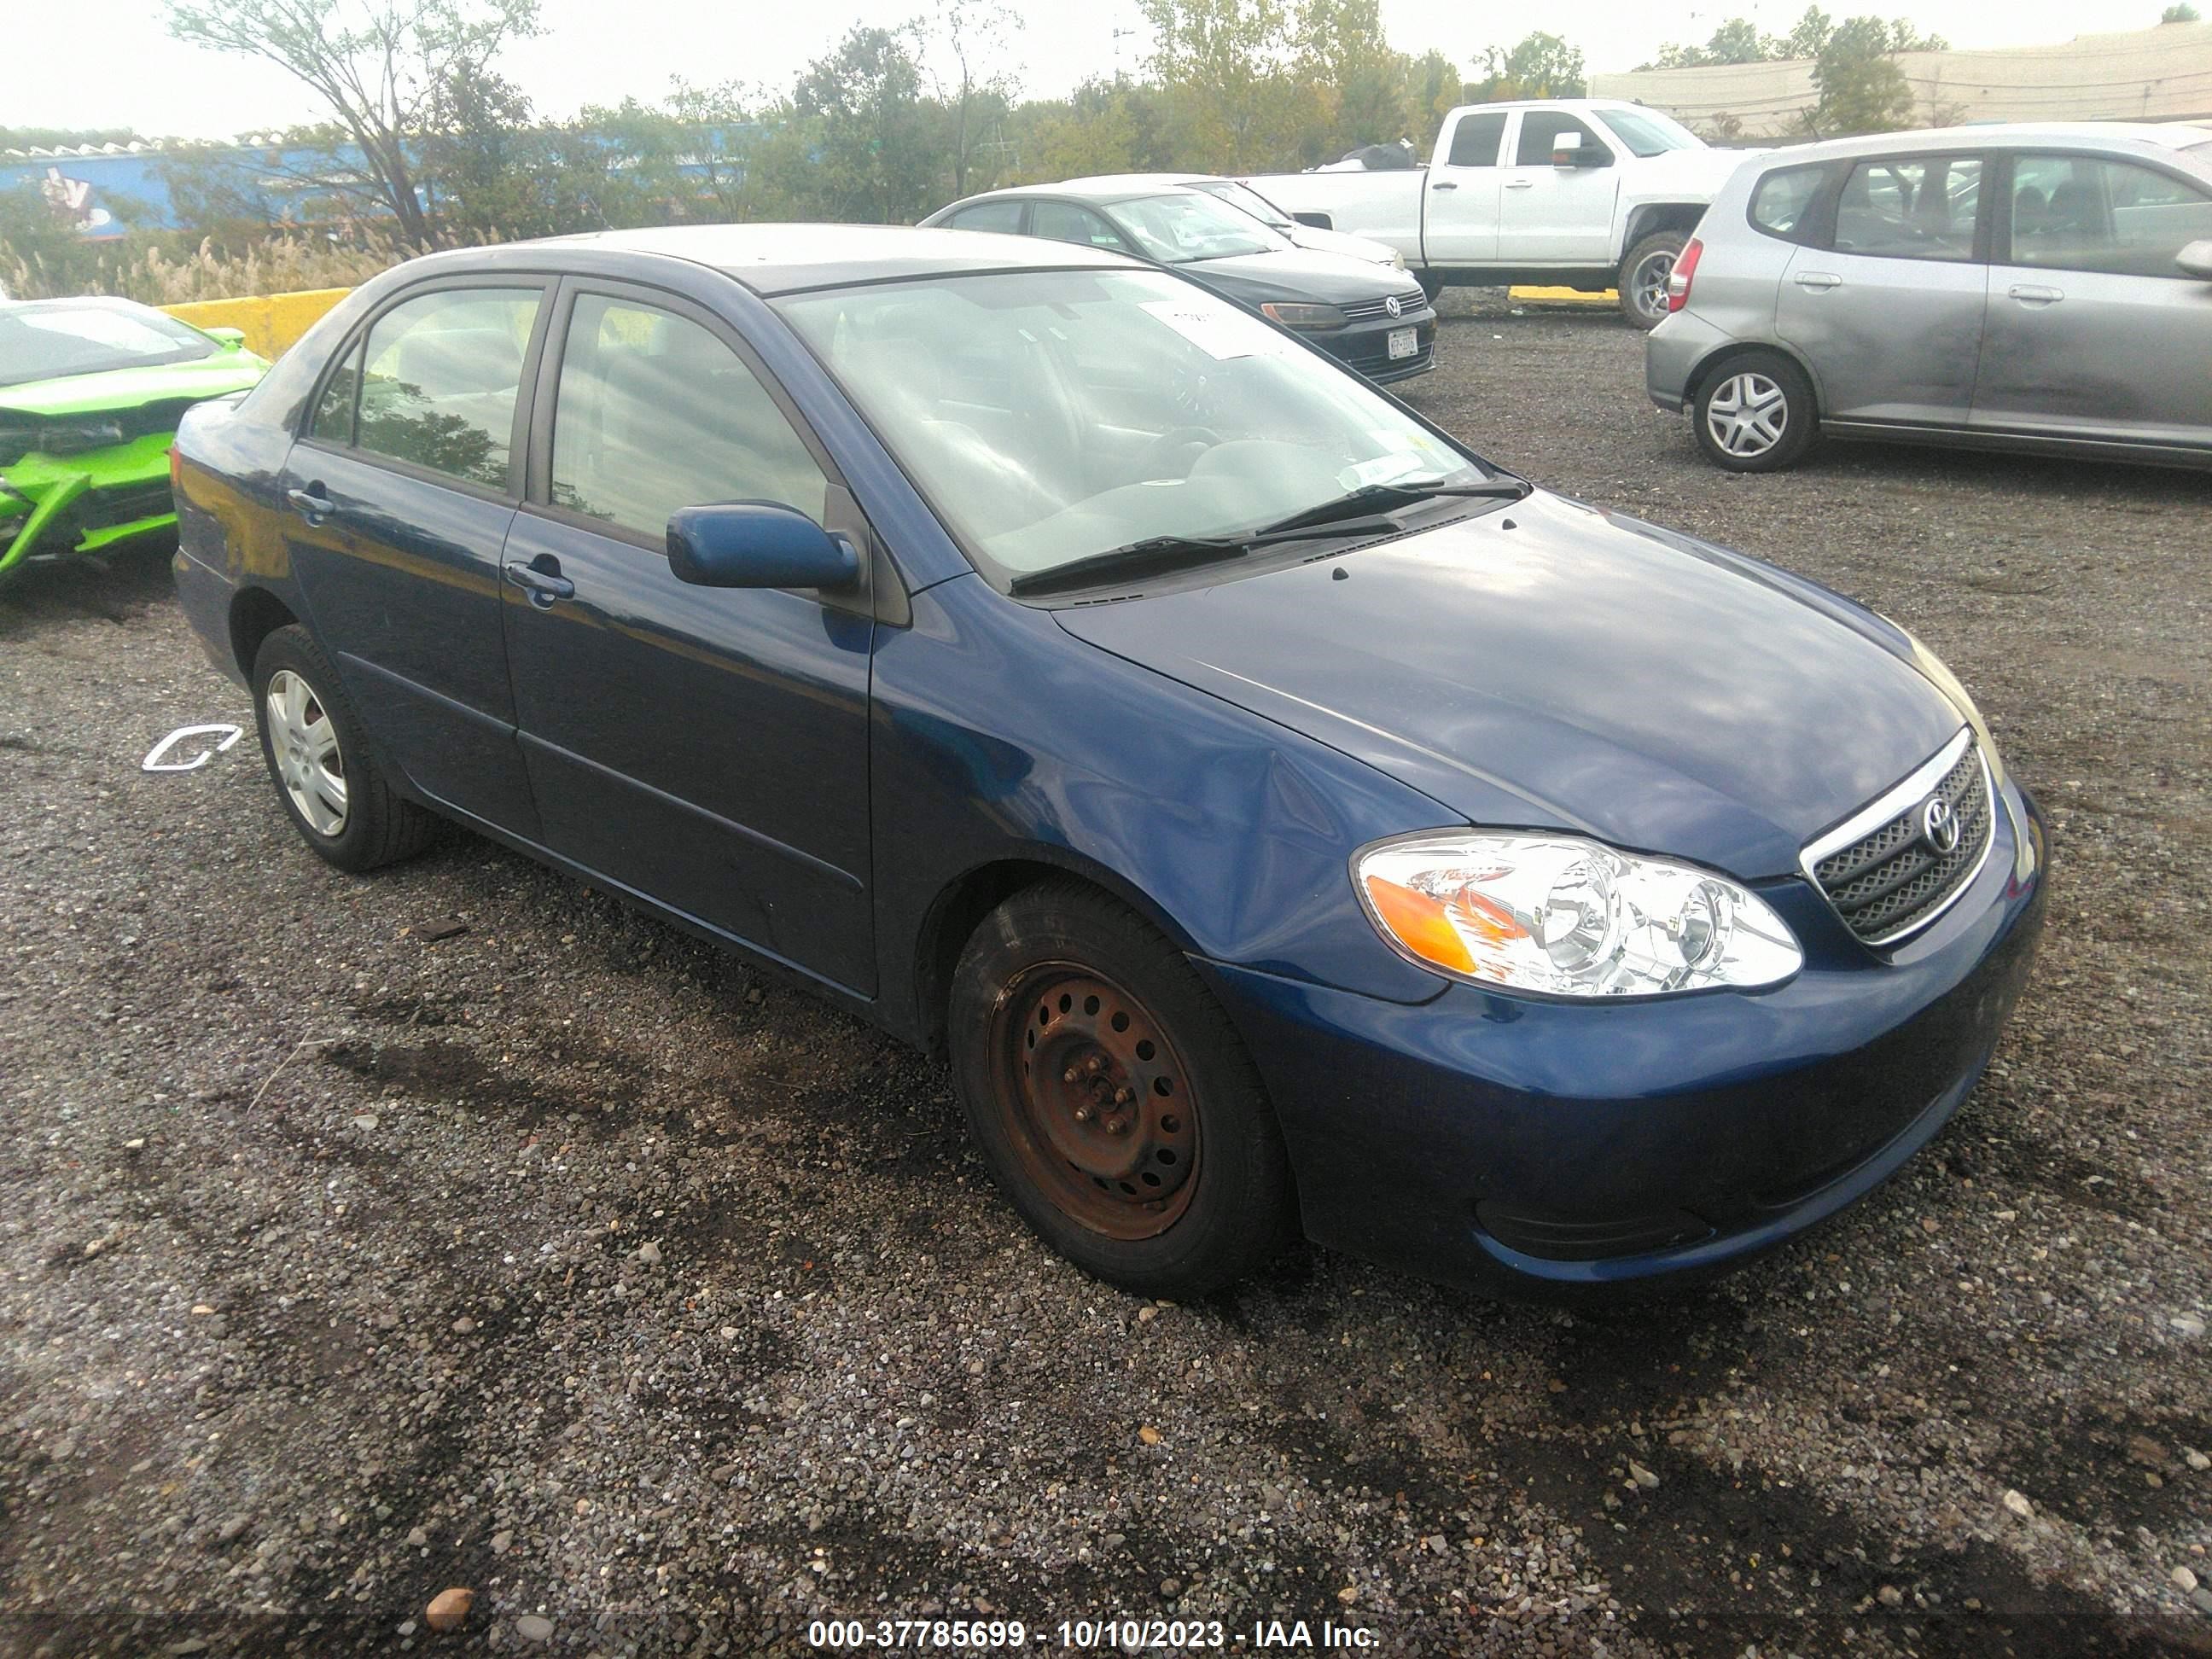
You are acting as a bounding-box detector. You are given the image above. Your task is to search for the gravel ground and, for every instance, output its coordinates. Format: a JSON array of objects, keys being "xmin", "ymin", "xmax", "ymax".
[{"xmin": 3, "ymin": 300, "xmax": 2209, "ymax": 1659}]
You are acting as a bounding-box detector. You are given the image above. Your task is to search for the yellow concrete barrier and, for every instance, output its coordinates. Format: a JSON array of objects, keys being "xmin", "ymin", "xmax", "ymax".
[
  {"xmin": 1507, "ymin": 286, "xmax": 1615, "ymax": 306},
  {"xmin": 162, "ymin": 288, "xmax": 353, "ymax": 359}
]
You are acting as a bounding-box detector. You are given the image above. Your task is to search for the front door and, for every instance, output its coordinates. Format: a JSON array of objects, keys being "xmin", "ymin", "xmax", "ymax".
[
  {"xmin": 1974, "ymin": 150, "xmax": 2212, "ymax": 448},
  {"xmin": 1495, "ymin": 110, "xmax": 1620, "ymax": 265},
  {"xmin": 1776, "ymin": 152, "xmax": 1989, "ymax": 426},
  {"xmin": 500, "ymin": 283, "xmax": 877, "ymax": 992},
  {"xmin": 281, "ymin": 281, "xmax": 547, "ymax": 835}
]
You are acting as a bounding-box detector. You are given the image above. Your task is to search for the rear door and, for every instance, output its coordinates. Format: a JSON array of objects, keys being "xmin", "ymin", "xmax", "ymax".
[
  {"xmin": 1495, "ymin": 110, "xmax": 1620, "ymax": 265},
  {"xmin": 1775, "ymin": 151, "xmax": 1989, "ymax": 426},
  {"xmin": 499, "ymin": 281, "xmax": 877, "ymax": 992},
  {"xmin": 1973, "ymin": 149, "xmax": 2212, "ymax": 449},
  {"xmin": 281, "ymin": 280, "xmax": 548, "ymax": 835},
  {"xmin": 1420, "ymin": 110, "xmax": 1507, "ymax": 264}
]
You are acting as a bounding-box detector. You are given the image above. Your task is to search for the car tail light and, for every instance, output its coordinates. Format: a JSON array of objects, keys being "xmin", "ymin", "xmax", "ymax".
[
  {"xmin": 1666, "ymin": 238, "xmax": 1703, "ymax": 313},
  {"xmin": 168, "ymin": 444, "xmax": 183, "ymax": 492}
]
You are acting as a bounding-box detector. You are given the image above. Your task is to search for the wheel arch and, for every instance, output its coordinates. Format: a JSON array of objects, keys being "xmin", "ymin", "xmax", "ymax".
[
  {"xmin": 1621, "ymin": 202, "xmax": 1708, "ymax": 258},
  {"xmin": 912, "ymin": 850, "xmax": 1203, "ymax": 1057},
  {"xmin": 228, "ymin": 586, "xmax": 300, "ymax": 681}
]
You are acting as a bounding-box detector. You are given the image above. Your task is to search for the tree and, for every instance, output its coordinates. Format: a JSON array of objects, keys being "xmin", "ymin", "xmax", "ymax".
[
  {"xmin": 1294, "ymin": 0, "xmax": 1412, "ymax": 160},
  {"xmin": 1470, "ymin": 32, "xmax": 1586, "ymax": 100},
  {"xmin": 921, "ymin": 0, "xmax": 1022, "ymax": 197},
  {"xmin": 1406, "ymin": 48, "xmax": 1464, "ymax": 143},
  {"xmin": 789, "ymin": 25, "xmax": 942, "ymax": 224},
  {"xmin": 1807, "ymin": 15, "xmax": 1921, "ymax": 135},
  {"xmin": 2161, "ymin": 3, "xmax": 2199, "ymax": 20},
  {"xmin": 164, "ymin": 0, "xmax": 543, "ymax": 248},
  {"xmin": 1139, "ymin": 0, "xmax": 1318, "ymax": 172}
]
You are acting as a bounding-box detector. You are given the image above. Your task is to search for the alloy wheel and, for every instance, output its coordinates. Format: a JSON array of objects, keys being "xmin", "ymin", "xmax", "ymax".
[
  {"xmin": 1630, "ymin": 250, "xmax": 1676, "ymax": 324},
  {"xmin": 265, "ymin": 668, "xmax": 348, "ymax": 836},
  {"xmin": 1704, "ymin": 371, "xmax": 1790, "ymax": 458},
  {"xmin": 990, "ymin": 966, "xmax": 1199, "ymax": 1240}
]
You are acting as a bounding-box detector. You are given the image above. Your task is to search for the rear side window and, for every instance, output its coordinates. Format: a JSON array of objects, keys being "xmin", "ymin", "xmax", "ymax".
[
  {"xmin": 356, "ymin": 288, "xmax": 540, "ymax": 490},
  {"xmin": 549, "ymin": 293, "xmax": 830, "ymax": 540},
  {"xmin": 1834, "ymin": 155, "xmax": 1982, "ymax": 262},
  {"xmin": 1445, "ymin": 113, "xmax": 1507, "ymax": 168},
  {"xmin": 1515, "ymin": 112, "xmax": 1610, "ymax": 168},
  {"xmin": 948, "ymin": 200, "xmax": 1024, "ymax": 234},
  {"xmin": 2008, "ymin": 153, "xmax": 2212, "ymax": 277},
  {"xmin": 1749, "ymin": 165, "xmax": 1828, "ymax": 243}
]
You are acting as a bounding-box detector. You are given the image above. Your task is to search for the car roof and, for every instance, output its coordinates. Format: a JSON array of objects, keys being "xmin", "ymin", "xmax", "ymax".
[
  {"xmin": 1744, "ymin": 121, "xmax": 2212, "ymax": 167},
  {"xmin": 504, "ymin": 222, "xmax": 1138, "ymax": 295}
]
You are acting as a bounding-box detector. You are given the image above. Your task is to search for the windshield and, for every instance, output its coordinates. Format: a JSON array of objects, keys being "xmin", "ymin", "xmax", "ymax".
[
  {"xmin": 1188, "ymin": 178, "xmax": 1295, "ymax": 231},
  {"xmin": 1595, "ymin": 108, "xmax": 1705, "ymax": 158},
  {"xmin": 0, "ymin": 300, "xmax": 215, "ymax": 387},
  {"xmin": 1109, "ymin": 192, "xmax": 1288, "ymax": 262},
  {"xmin": 777, "ymin": 268, "xmax": 1487, "ymax": 588}
]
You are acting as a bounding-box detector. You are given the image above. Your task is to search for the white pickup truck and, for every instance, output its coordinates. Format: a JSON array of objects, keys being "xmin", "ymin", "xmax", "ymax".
[{"xmin": 1248, "ymin": 99, "xmax": 1755, "ymax": 328}]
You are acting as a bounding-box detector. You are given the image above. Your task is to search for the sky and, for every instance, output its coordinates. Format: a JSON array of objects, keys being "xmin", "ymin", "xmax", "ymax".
[{"xmin": 9, "ymin": 0, "xmax": 2166, "ymax": 143}]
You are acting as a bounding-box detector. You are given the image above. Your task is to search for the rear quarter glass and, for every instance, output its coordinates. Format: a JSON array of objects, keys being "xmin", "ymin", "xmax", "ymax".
[{"xmin": 1749, "ymin": 165, "xmax": 1830, "ymax": 243}]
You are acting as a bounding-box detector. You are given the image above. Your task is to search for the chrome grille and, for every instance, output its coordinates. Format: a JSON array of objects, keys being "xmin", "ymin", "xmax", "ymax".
[
  {"xmin": 1340, "ymin": 290, "xmax": 1429, "ymax": 323},
  {"xmin": 1804, "ymin": 731, "xmax": 1994, "ymax": 946}
]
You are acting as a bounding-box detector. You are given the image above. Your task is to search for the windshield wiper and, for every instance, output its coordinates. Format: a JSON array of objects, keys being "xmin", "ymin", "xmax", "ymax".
[
  {"xmin": 1259, "ymin": 477, "xmax": 1531, "ymax": 535},
  {"xmin": 1008, "ymin": 508, "xmax": 1426, "ymax": 597}
]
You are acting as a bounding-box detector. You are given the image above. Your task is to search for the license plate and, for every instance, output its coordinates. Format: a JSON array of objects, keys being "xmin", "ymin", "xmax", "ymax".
[{"xmin": 1387, "ymin": 327, "xmax": 1419, "ymax": 360}]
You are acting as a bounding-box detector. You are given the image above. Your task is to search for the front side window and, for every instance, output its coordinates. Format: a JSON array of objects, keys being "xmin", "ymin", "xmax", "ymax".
[
  {"xmin": 777, "ymin": 269, "xmax": 1486, "ymax": 587},
  {"xmin": 1833, "ymin": 155, "xmax": 1983, "ymax": 261},
  {"xmin": 1516, "ymin": 113, "xmax": 1609, "ymax": 168},
  {"xmin": 1445, "ymin": 112, "xmax": 1508, "ymax": 168},
  {"xmin": 1107, "ymin": 193, "xmax": 1284, "ymax": 262},
  {"xmin": 1749, "ymin": 165, "xmax": 1829, "ymax": 243},
  {"xmin": 356, "ymin": 287, "xmax": 540, "ymax": 489},
  {"xmin": 948, "ymin": 200, "xmax": 1024, "ymax": 234},
  {"xmin": 1030, "ymin": 201, "xmax": 1131, "ymax": 252},
  {"xmin": 2009, "ymin": 153, "xmax": 2212, "ymax": 277},
  {"xmin": 549, "ymin": 293, "xmax": 829, "ymax": 540},
  {"xmin": 309, "ymin": 343, "xmax": 361, "ymax": 445}
]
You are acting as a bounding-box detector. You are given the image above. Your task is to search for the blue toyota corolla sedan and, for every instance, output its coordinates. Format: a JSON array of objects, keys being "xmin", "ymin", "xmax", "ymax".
[{"xmin": 170, "ymin": 225, "xmax": 2046, "ymax": 1298}]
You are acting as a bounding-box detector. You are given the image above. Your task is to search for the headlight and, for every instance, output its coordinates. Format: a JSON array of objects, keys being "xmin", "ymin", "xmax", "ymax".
[
  {"xmin": 1389, "ymin": 250, "xmax": 1407, "ymax": 269},
  {"xmin": 1260, "ymin": 301, "xmax": 1347, "ymax": 330},
  {"xmin": 1354, "ymin": 832, "xmax": 1802, "ymax": 998},
  {"xmin": 38, "ymin": 419, "xmax": 126, "ymax": 456}
]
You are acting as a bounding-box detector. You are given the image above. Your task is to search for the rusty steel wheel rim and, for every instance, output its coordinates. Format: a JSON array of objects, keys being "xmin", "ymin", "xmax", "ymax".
[{"xmin": 992, "ymin": 965, "xmax": 1199, "ymax": 1240}]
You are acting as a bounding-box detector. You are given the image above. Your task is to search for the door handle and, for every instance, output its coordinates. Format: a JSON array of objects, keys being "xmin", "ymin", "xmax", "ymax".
[
  {"xmin": 1504, "ymin": 178, "xmax": 1534, "ymax": 189},
  {"xmin": 2007, "ymin": 283, "xmax": 2064, "ymax": 305},
  {"xmin": 1793, "ymin": 271, "xmax": 1842, "ymax": 290},
  {"xmin": 504, "ymin": 558, "xmax": 575, "ymax": 608},
  {"xmin": 1430, "ymin": 181, "xmax": 1458, "ymax": 191},
  {"xmin": 286, "ymin": 486, "xmax": 335, "ymax": 522}
]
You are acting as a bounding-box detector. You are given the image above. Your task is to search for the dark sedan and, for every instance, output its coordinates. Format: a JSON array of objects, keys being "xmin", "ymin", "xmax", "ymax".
[
  {"xmin": 921, "ymin": 183, "xmax": 1437, "ymax": 384},
  {"xmin": 171, "ymin": 225, "xmax": 2045, "ymax": 1299}
]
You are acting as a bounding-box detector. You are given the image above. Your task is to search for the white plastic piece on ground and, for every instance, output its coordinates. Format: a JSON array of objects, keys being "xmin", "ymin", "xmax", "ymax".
[{"xmin": 142, "ymin": 723, "xmax": 243, "ymax": 773}]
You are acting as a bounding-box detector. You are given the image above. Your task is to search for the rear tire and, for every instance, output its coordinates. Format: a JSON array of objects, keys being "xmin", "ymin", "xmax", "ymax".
[
  {"xmin": 1691, "ymin": 349, "xmax": 1819, "ymax": 473},
  {"xmin": 251, "ymin": 625, "xmax": 435, "ymax": 871},
  {"xmin": 947, "ymin": 881, "xmax": 1297, "ymax": 1297},
  {"xmin": 1618, "ymin": 231, "xmax": 1686, "ymax": 329}
]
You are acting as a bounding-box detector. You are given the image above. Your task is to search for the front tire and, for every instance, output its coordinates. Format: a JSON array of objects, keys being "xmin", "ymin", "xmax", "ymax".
[
  {"xmin": 251, "ymin": 625, "xmax": 435, "ymax": 871},
  {"xmin": 1618, "ymin": 231, "xmax": 1685, "ymax": 329},
  {"xmin": 1691, "ymin": 350, "xmax": 1819, "ymax": 473},
  {"xmin": 947, "ymin": 882, "xmax": 1297, "ymax": 1297}
]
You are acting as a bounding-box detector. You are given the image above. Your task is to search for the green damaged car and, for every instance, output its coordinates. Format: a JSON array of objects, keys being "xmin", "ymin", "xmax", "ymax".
[{"xmin": 1, "ymin": 297, "xmax": 269, "ymax": 585}]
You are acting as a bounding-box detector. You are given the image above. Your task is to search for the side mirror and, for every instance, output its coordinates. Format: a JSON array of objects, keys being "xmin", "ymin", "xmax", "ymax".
[
  {"xmin": 667, "ymin": 502, "xmax": 859, "ymax": 591},
  {"xmin": 203, "ymin": 325, "xmax": 247, "ymax": 349},
  {"xmin": 2178, "ymin": 239, "xmax": 2212, "ymax": 281},
  {"xmin": 1551, "ymin": 132, "xmax": 1583, "ymax": 166}
]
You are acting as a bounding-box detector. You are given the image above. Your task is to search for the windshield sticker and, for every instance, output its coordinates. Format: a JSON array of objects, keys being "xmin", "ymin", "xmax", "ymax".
[
  {"xmin": 1140, "ymin": 300, "xmax": 1293, "ymax": 360},
  {"xmin": 1340, "ymin": 451, "xmax": 1439, "ymax": 489}
]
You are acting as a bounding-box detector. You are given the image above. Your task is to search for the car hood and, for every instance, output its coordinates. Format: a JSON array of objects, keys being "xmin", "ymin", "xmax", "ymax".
[
  {"xmin": 1621, "ymin": 144, "xmax": 1766, "ymax": 204},
  {"xmin": 0, "ymin": 351, "xmax": 268, "ymax": 419},
  {"xmin": 1289, "ymin": 225, "xmax": 1400, "ymax": 266},
  {"xmin": 1175, "ymin": 247, "xmax": 1417, "ymax": 306},
  {"xmin": 1052, "ymin": 491, "xmax": 1962, "ymax": 880}
]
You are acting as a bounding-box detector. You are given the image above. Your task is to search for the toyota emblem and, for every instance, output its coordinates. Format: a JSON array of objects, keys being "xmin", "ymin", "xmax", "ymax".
[
  {"xmin": 1921, "ymin": 795, "xmax": 1960, "ymax": 855},
  {"xmin": 1384, "ymin": 294, "xmax": 1403, "ymax": 319}
]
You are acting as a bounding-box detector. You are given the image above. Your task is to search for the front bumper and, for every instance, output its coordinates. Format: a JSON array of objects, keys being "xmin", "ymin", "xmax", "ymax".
[
  {"xmin": 1, "ymin": 436, "xmax": 180, "ymax": 580},
  {"xmin": 1321, "ymin": 311, "xmax": 1438, "ymax": 385},
  {"xmin": 1200, "ymin": 778, "xmax": 2048, "ymax": 1293}
]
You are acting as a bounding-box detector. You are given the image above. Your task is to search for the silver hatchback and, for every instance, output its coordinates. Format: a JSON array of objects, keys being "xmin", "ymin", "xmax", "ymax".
[{"xmin": 1647, "ymin": 124, "xmax": 2212, "ymax": 472}]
